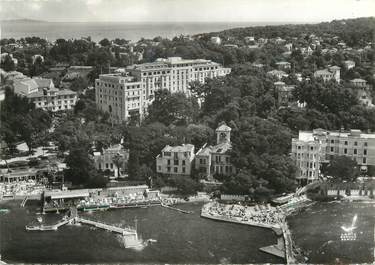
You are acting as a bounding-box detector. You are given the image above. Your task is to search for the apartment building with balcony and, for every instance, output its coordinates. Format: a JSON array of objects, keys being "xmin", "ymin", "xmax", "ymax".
[
  {"xmin": 95, "ymin": 57, "xmax": 231, "ymax": 123},
  {"xmin": 291, "ymin": 129, "xmax": 375, "ymax": 185},
  {"xmin": 156, "ymin": 144, "xmax": 195, "ymax": 176}
]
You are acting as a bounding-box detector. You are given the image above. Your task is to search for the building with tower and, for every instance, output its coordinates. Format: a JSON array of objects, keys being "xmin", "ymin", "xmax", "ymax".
[{"xmin": 195, "ymin": 123, "xmax": 235, "ymax": 180}]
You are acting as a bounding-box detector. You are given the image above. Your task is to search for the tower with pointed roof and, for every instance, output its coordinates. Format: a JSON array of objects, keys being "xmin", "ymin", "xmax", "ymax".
[{"xmin": 216, "ymin": 124, "xmax": 231, "ymax": 145}]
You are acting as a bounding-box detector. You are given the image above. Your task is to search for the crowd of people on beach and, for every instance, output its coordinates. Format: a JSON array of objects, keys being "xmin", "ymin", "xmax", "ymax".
[
  {"xmin": 0, "ymin": 180, "xmax": 45, "ymax": 199},
  {"xmin": 204, "ymin": 202, "xmax": 285, "ymax": 226}
]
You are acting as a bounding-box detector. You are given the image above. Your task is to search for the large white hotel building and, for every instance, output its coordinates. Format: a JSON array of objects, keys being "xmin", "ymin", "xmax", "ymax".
[
  {"xmin": 95, "ymin": 57, "xmax": 231, "ymax": 123},
  {"xmin": 291, "ymin": 129, "xmax": 375, "ymax": 185}
]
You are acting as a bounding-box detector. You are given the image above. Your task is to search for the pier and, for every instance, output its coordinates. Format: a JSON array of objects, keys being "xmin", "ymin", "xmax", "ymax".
[
  {"xmin": 76, "ymin": 217, "xmax": 137, "ymax": 236},
  {"xmin": 20, "ymin": 196, "xmax": 28, "ymax": 207},
  {"xmin": 161, "ymin": 203, "xmax": 193, "ymax": 214},
  {"xmin": 25, "ymin": 207, "xmax": 137, "ymax": 238},
  {"xmin": 200, "ymin": 202, "xmax": 297, "ymax": 264}
]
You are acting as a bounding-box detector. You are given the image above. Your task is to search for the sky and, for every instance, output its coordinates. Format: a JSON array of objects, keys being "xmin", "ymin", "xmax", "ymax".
[{"xmin": 0, "ymin": 0, "xmax": 374, "ymax": 23}]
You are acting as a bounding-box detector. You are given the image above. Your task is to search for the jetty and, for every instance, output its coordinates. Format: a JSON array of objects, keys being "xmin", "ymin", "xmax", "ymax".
[
  {"xmin": 25, "ymin": 217, "xmax": 73, "ymax": 231},
  {"xmin": 200, "ymin": 202, "xmax": 297, "ymax": 264},
  {"xmin": 25, "ymin": 207, "xmax": 138, "ymax": 239},
  {"xmin": 259, "ymin": 237, "xmax": 285, "ymax": 259},
  {"xmin": 161, "ymin": 203, "xmax": 193, "ymax": 214},
  {"xmin": 20, "ymin": 196, "xmax": 28, "ymax": 207},
  {"xmin": 76, "ymin": 217, "xmax": 137, "ymax": 236}
]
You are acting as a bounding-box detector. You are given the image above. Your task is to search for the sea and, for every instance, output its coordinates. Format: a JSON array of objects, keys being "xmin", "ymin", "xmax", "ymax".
[
  {"xmin": 1, "ymin": 200, "xmax": 374, "ymax": 263},
  {"xmin": 288, "ymin": 201, "xmax": 375, "ymax": 264},
  {"xmin": 0, "ymin": 21, "xmax": 285, "ymax": 42},
  {"xmin": 0, "ymin": 201, "xmax": 282, "ymax": 264}
]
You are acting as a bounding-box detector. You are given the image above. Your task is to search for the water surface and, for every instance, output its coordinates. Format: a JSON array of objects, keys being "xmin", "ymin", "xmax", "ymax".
[{"xmin": 0, "ymin": 200, "xmax": 281, "ymax": 264}]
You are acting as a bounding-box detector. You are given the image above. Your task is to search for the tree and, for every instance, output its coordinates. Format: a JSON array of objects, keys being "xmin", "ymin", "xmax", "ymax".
[
  {"xmin": 29, "ymin": 56, "xmax": 46, "ymax": 77},
  {"xmin": 64, "ymin": 144, "xmax": 107, "ymax": 187},
  {"xmin": 1, "ymin": 55, "xmax": 15, "ymax": 71},
  {"xmin": 112, "ymin": 153, "xmax": 124, "ymax": 178},
  {"xmin": 169, "ymin": 175, "xmax": 202, "ymax": 195},
  {"xmin": 99, "ymin": 38, "xmax": 111, "ymax": 47},
  {"xmin": 128, "ymin": 149, "xmax": 141, "ymax": 180},
  {"xmin": 70, "ymin": 77, "xmax": 88, "ymax": 92},
  {"xmin": 146, "ymin": 90, "xmax": 199, "ymax": 126},
  {"xmin": 322, "ymin": 155, "xmax": 360, "ymax": 182}
]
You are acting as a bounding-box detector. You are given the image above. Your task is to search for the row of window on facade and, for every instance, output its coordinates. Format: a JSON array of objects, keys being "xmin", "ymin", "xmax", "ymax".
[
  {"xmin": 299, "ymin": 170, "xmax": 317, "ymax": 178},
  {"xmin": 34, "ymin": 95, "xmax": 75, "ymax": 101},
  {"xmin": 296, "ymin": 140, "xmax": 368, "ymax": 150},
  {"xmin": 167, "ymin": 159, "xmax": 187, "ymax": 166},
  {"xmin": 196, "ymin": 165, "xmax": 233, "ymax": 174},
  {"xmin": 328, "ymin": 147, "xmax": 368, "ymax": 155},
  {"xmin": 158, "ymin": 166, "xmax": 187, "ymax": 174},
  {"xmin": 36, "ymin": 100, "xmax": 74, "ymax": 105},
  {"xmin": 328, "ymin": 139, "xmax": 368, "ymax": 146},
  {"xmin": 98, "ymin": 163, "xmax": 115, "ymax": 170},
  {"xmin": 163, "ymin": 152, "xmax": 190, "ymax": 158},
  {"xmin": 97, "ymin": 82, "xmax": 141, "ymax": 90},
  {"xmin": 142, "ymin": 70, "xmax": 171, "ymax": 76}
]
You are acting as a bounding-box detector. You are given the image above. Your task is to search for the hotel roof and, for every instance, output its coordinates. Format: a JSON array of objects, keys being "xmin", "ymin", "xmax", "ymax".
[
  {"xmin": 27, "ymin": 88, "xmax": 76, "ymax": 98},
  {"xmin": 296, "ymin": 129, "xmax": 375, "ymax": 141}
]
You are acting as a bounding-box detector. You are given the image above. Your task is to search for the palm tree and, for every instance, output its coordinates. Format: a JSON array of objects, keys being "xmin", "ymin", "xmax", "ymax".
[{"xmin": 112, "ymin": 153, "xmax": 123, "ymax": 178}]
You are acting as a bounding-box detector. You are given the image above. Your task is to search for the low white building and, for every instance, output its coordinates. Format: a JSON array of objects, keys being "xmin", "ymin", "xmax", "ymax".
[
  {"xmin": 267, "ymin": 70, "xmax": 288, "ymax": 80},
  {"xmin": 31, "ymin": 54, "xmax": 44, "ymax": 64},
  {"xmin": 344, "ymin": 60, "xmax": 355, "ymax": 70},
  {"xmin": 13, "ymin": 77, "xmax": 77, "ymax": 112},
  {"xmin": 156, "ymin": 144, "xmax": 195, "ymax": 176},
  {"xmin": 314, "ymin": 66, "xmax": 340, "ymax": 83},
  {"xmin": 210, "ymin": 36, "xmax": 222, "ymax": 45},
  {"xmin": 275, "ymin": 61, "xmax": 291, "ymax": 70}
]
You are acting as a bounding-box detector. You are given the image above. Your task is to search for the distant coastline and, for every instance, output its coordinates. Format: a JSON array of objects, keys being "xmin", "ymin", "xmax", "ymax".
[{"xmin": 0, "ymin": 20, "xmax": 302, "ymax": 42}]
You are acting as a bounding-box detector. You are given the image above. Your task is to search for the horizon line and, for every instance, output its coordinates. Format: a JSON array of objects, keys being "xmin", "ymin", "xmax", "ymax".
[{"xmin": 1, "ymin": 18, "xmax": 350, "ymax": 24}]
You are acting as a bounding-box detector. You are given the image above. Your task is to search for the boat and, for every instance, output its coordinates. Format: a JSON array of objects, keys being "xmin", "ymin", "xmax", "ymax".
[
  {"xmin": 83, "ymin": 205, "xmax": 110, "ymax": 212},
  {"xmin": 25, "ymin": 225, "xmax": 57, "ymax": 231},
  {"xmin": 25, "ymin": 225, "xmax": 40, "ymax": 231},
  {"xmin": 0, "ymin": 209, "xmax": 9, "ymax": 213},
  {"xmin": 147, "ymin": 239, "xmax": 157, "ymax": 243}
]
